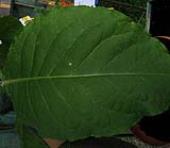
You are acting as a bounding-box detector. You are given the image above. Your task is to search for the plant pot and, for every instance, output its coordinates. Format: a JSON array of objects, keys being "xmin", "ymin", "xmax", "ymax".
[
  {"xmin": 156, "ymin": 36, "xmax": 170, "ymax": 50},
  {"xmin": 131, "ymin": 124, "xmax": 169, "ymax": 146},
  {"xmin": 131, "ymin": 109, "xmax": 170, "ymax": 145}
]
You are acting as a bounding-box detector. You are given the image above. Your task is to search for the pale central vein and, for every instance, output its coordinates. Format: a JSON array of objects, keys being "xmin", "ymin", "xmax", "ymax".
[{"xmin": 2, "ymin": 72, "xmax": 170, "ymax": 86}]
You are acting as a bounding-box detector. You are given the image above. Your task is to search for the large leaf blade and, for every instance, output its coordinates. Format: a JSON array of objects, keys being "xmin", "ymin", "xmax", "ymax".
[{"xmin": 3, "ymin": 7, "xmax": 170, "ymax": 141}]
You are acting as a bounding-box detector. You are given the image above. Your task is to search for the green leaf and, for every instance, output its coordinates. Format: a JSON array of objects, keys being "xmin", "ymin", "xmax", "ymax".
[
  {"xmin": 2, "ymin": 7, "xmax": 170, "ymax": 142},
  {"xmin": 0, "ymin": 16, "xmax": 22, "ymax": 68},
  {"xmin": 21, "ymin": 126, "xmax": 49, "ymax": 148}
]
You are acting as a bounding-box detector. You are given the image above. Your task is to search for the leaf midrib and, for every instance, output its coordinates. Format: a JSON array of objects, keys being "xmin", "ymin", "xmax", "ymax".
[{"xmin": 2, "ymin": 72, "xmax": 170, "ymax": 86}]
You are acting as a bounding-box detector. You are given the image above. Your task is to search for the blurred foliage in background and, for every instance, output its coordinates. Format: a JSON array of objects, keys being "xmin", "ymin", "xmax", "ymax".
[
  {"xmin": 109, "ymin": 0, "xmax": 148, "ymax": 7},
  {"xmin": 99, "ymin": 0, "xmax": 148, "ymax": 25}
]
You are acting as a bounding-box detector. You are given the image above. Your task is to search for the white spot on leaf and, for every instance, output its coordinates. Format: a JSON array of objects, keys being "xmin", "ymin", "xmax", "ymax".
[
  {"xmin": 131, "ymin": 22, "xmax": 135, "ymax": 25},
  {"xmin": 0, "ymin": 40, "xmax": 2, "ymax": 46},
  {"xmin": 68, "ymin": 62, "xmax": 72, "ymax": 66}
]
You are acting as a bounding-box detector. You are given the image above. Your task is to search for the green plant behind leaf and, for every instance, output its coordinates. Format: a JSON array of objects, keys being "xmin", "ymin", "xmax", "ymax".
[
  {"xmin": 2, "ymin": 7, "xmax": 170, "ymax": 143},
  {"xmin": 0, "ymin": 16, "xmax": 22, "ymax": 68}
]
